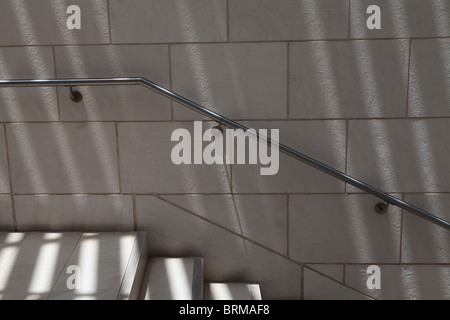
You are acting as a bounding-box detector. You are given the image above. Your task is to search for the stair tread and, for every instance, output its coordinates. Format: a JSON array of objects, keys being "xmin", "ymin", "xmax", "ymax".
[
  {"xmin": 139, "ymin": 257, "xmax": 203, "ymax": 300},
  {"xmin": 204, "ymin": 282, "xmax": 262, "ymax": 300}
]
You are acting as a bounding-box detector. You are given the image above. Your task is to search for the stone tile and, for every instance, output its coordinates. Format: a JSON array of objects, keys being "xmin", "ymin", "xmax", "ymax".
[
  {"xmin": 402, "ymin": 194, "xmax": 450, "ymax": 263},
  {"xmin": 7, "ymin": 123, "xmax": 119, "ymax": 193},
  {"xmin": 0, "ymin": 0, "xmax": 109, "ymax": 45},
  {"xmin": 0, "ymin": 128, "xmax": 10, "ymax": 194},
  {"xmin": 228, "ymin": 0, "xmax": 348, "ymax": 41},
  {"xmin": 48, "ymin": 232, "xmax": 138, "ymax": 300},
  {"xmin": 231, "ymin": 120, "xmax": 346, "ymax": 193},
  {"xmin": 351, "ymin": 0, "xmax": 450, "ymax": 38},
  {"xmin": 0, "ymin": 232, "xmax": 27, "ymax": 271},
  {"xmin": 109, "ymin": 0, "xmax": 227, "ymax": 43},
  {"xmin": 136, "ymin": 195, "xmax": 302, "ymax": 299},
  {"xmin": 345, "ymin": 265, "xmax": 450, "ymax": 300},
  {"xmin": 0, "ymin": 47, "xmax": 57, "ymax": 122},
  {"xmin": 0, "ymin": 232, "xmax": 139, "ymax": 300},
  {"xmin": 171, "ymin": 43, "xmax": 287, "ymax": 120},
  {"xmin": 289, "ymin": 194, "xmax": 401, "ymax": 263},
  {"xmin": 289, "ymin": 40, "xmax": 409, "ymax": 119},
  {"xmin": 160, "ymin": 195, "xmax": 287, "ymax": 254},
  {"xmin": 118, "ymin": 122, "xmax": 231, "ymax": 193},
  {"xmin": 348, "ymin": 119, "xmax": 450, "ymax": 193},
  {"xmin": 0, "ymin": 232, "xmax": 81, "ymax": 299},
  {"xmin": 306, "ymin": 264, "xmax": 344, "ymax": 282},
  {"xmin": 0, "ymin": 265, "xmax": 62, "ymax": 300},
  {"xmin": 0, "ymin": 232, "xmax": 26, "ymax": 246},
  {"xmin": 204, "ymin": 283, "xmax": 262, "ymax": 300},
  {"xmin": 140, "ymin": 257, "xmax": 196, "ymax": 300},
  {"xmin": 117, "ymin": 232, "xmax": 148, "ymax": 300},
  {"xmin": 304, "ymin": 268, "xmax": 372, "ymax": 300},
  {"xmin": 408, "ymin": 39, "xmax": 450, "ymax": 117},
  {"xmin": 55, "ymin": 45, "xmax": 171, "ymax": 121},
  {"xmin": 15, "ymin": 195, "xmax": 134, "ymax": 231},
  {"xmin": 2, "ymin": 232, "xmax": 81, "ymax": 267},
  {"xmin": 0, "ymin": 197, "xmax": 13, "ymax": 231}
]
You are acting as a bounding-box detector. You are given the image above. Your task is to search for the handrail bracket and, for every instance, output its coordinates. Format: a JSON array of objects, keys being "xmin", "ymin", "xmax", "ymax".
[
  {"xmin": 375, "ymin": 202, "xmax": 390, "ymax": 215},
  {"xmin": 69, "ymin": 86, "xmax": 83, "ymax": 102}
]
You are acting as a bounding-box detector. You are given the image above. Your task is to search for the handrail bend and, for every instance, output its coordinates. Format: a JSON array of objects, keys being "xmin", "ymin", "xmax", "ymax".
[{"xmin": 1, "ymin": 77, "xmax": 449, "ymax": 231}]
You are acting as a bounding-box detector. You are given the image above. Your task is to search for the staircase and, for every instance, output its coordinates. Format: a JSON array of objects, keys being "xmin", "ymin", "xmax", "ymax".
[
  {"xmin": 139, "ymin": 257, "xmax": 261, "ymax": 300},
  {"xmin": 0, "ymin": 231, "xmax": 262, "ymax": 300}
]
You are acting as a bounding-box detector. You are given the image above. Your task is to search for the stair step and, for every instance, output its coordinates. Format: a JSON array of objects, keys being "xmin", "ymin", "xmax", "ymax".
[
  {"xmin": 204, "ymin": 283, "xmax": 262, "ymax": 300},
  {"xmin": 0, "ymin": 231, "xmax": 146, "ymax": 300},
  {"xmin": 139, "ymin": 257, "xmax": 203, "ymax": 300}
]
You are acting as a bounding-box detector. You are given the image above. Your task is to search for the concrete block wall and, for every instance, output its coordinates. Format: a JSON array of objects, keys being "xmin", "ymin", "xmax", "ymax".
[{"xmin": 0, "ymin": 0, "xmax": 449, "ymax": 299}]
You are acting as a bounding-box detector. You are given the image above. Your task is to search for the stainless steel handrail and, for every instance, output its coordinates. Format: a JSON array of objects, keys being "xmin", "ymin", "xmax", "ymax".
[{"xmin": 1, "ymin": 77, "xmax": 449, "ymax": 231}]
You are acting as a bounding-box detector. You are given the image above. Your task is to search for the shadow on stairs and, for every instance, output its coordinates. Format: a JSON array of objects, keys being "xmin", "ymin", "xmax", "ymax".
[{"xmin": 0, "ymin": 231, "xmax": 261, "ymax": 300}]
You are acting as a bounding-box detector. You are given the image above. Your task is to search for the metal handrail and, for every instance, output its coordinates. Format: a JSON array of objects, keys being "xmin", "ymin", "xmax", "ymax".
[{"xmin": 1, "ymin": 77, "xmax": 449, "ymax": 231}]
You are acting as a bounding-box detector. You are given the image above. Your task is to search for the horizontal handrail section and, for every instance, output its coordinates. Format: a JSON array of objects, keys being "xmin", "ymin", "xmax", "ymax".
[{"xmin": 1, "ymin": 77, "xmax": 449, "ymax": 231}]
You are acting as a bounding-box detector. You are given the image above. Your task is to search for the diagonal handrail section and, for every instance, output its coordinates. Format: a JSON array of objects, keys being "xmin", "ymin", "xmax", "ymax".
[{"xmin": 0, "ymin": 77, "xmax": 449, "ymax": 231}]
